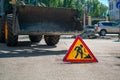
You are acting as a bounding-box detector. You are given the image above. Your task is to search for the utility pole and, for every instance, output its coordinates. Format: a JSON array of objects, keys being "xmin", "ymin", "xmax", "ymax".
[{"xmin": 83, "ymin": 0, "xmax": 86, "ymax": 31}]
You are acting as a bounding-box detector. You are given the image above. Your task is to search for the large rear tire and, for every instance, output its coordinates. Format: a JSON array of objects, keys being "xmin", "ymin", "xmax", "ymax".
[
  {"xmin": 0, "ymin": 17, "xmax": 5, "ymax": 43},
  {"xmin": 29, "ymin": 35, "xmax": 42, "ymax": 43},
  {"xmin": 5, "ymin": 14, "xmax": 18, "ymax": 46},
  {"xmin": 44, "ymin": 35, "xmax": 60, "ymax": 46}
]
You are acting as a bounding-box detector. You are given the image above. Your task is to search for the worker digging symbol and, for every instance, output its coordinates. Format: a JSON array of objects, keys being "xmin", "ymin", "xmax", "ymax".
[
  {"xmin": 74, "ymin": 44, "xmax": 84, "ymax": 58},
  {"xmin": 74, "ymin": 44, "xmax": 91, "ymax": 59}
]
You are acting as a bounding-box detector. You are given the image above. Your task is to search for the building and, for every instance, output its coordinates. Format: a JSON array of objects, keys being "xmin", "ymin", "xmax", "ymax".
[{"xmin": 108, "ymin": 0, "xmax": 120, "ymax": 21}]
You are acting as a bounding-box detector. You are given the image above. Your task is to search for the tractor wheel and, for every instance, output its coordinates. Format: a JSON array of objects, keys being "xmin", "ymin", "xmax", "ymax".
[
  {"xmin": 44, "ymin": 35, "xmax": 60, "ymax": 46},
  {"xmin": 0, "ymin": 17, "xmax": 5, "ymax": 43},
  {"xmin": 5, "ymin": 14, "xmax": 18, "ymax": 46},
  {"xmin": 29, "ymin": 35, "xmax": 42, "ymax": 43}
]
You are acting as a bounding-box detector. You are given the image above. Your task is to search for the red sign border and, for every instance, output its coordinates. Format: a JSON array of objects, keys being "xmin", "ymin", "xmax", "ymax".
[{"xmin": 63, "ymin": 36, "xmax": 98, "ymax": 63}]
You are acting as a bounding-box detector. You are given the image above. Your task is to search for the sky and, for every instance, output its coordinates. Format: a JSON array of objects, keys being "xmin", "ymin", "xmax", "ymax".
[{"xmin": 99, "ymin": 0, "xmax": 108, "ymax": 6}]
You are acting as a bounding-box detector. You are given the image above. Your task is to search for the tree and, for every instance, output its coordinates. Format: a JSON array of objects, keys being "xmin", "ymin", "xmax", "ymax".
[
  {"xmin": 37, "ymin": 0, "xmax": 108, "ymax": 18},
  {"xmin": 86, "ymin": 0, "xmax": 108, "ymax": 18}
]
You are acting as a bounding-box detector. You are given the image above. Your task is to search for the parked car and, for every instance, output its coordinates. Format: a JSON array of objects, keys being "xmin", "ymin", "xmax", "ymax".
[
  {"xmin": 95, "ymin": 21, "xmax": 120, "ymax": 36},
  {"xmin": 83, "ymin": 25, "xmax": 96, "ymax": 38},
  {"xmin": 85, "ymin": 25, "xmax": 96, "ymax": 32}
]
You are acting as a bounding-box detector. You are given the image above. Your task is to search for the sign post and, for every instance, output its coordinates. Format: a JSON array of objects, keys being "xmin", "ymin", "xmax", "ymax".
[{"xmin": 116, "ymin": 1, "xmax": 120, "ymax": 41}]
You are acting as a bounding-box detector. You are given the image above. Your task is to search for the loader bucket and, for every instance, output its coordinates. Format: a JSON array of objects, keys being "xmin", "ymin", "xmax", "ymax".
[{"xmin": 17, "ymin": 5, "xmax": 83, "ymax": 35}]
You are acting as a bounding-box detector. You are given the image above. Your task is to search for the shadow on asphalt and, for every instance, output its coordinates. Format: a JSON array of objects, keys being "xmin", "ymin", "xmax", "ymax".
[
  {"xmin": 113, "ymin": 39, "xmax": 120, "ymax": 42},
  {"xmin": 0, "ymin": 41, "xmax": 67, "ymax": 58},
  {"xmin": 116, "ymin": 56, "xmax": 120, "ymax": 59}
]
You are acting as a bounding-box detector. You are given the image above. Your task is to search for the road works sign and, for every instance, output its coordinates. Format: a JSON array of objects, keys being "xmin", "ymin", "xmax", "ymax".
[{"xmin": 63, "ymin": 36, "xmax": 98, "ymax": 63}]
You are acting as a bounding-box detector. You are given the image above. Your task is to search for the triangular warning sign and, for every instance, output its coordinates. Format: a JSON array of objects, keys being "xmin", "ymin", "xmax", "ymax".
[{"xmin": 63, "ymin": 36, "xmax": 98, "ymax": 63}]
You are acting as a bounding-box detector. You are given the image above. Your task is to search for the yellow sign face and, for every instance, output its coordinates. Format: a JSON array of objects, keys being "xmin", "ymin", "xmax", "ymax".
[{"xmin": 63, "ymin": 36, "xmax": 98, "ymax": 62}]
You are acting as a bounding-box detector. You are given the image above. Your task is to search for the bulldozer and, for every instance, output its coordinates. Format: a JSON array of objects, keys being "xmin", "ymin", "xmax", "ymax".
[{"xmin": 0, "ymin": 0, "xmax": 83, "ymax": 46}]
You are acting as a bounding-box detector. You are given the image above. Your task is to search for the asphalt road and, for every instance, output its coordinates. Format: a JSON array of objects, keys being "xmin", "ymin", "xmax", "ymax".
[{"xmin": 0, "ymin": 35, "xmax": 120, "ymax": 80}]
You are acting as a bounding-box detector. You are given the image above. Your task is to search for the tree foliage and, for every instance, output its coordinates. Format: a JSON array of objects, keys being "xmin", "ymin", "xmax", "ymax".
[
  {"xmin": 25, "ymin": 0, "xmax": 108, "ymax": 18},
  {"xmin": 86, "ymin": 0, "xmax": 108, "ymax": 18}
]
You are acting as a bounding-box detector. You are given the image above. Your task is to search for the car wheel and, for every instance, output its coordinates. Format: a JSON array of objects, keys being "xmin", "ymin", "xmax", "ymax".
[{"xmin": 100, "ymin": 30, "xmax": 106, "ymax": 36}]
